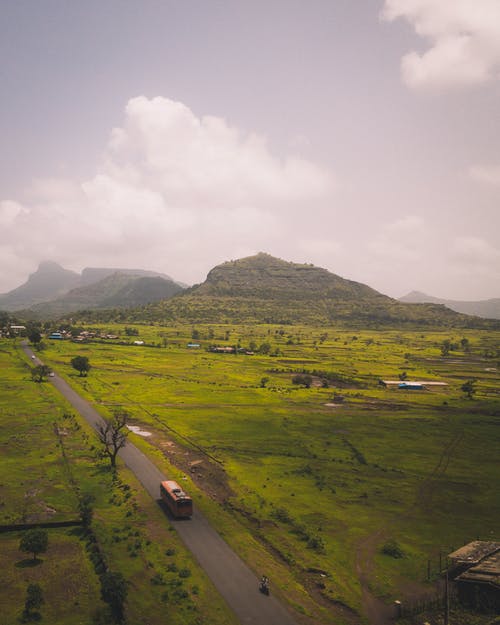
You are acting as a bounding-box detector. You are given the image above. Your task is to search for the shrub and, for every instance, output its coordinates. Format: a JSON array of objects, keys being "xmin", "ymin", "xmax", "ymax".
[{"xmin": 381, "ymin": 540, "xmax": 404, "ymax": 558}]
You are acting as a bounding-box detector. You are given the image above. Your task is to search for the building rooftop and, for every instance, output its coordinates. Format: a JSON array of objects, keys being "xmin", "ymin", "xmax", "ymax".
[
  {"xmin": 448, "ymin": 541, "xmax": 500, "ymax": 565},
  {"xmin": 456, "ymin": 549, "xmax": 500, "ymax": 588}
]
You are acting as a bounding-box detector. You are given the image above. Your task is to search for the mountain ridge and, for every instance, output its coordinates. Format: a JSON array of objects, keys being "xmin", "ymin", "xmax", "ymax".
[
  {"xmin": 400, "ymin": 290, "xmax": 500, "ymax": 320},
  {"xmin": 130, "ymin": 254, "xmax": 498, "ymax": 328},
  {"xmin": 0, "ymin": 262, "xmax": 185, "ymax": 312}
]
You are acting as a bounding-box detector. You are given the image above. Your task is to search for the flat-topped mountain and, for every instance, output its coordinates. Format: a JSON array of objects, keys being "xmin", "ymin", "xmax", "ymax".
[
  {"xmin": 0, "ymin": 262, "xmax": 184, "ymax": 314},
  {"xmin": 136, "ymin": 254, "xmax": 496, "ymax": 328},
  {"xmin": 0, "ymin": 261, "xmax": 81, "ymax": 310},
  {"xmin": 400, "ymin": 290, "xmax": 500, "ymax": 320},
  {"xmin": 194, "ymin": 253, "xmax": 386, "ymax": 300}
]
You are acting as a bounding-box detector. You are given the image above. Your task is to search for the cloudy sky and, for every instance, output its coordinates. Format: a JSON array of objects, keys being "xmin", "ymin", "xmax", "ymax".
[{"xmin": 1, "ymin": 0, "xmax": 499, "ymax": 300}]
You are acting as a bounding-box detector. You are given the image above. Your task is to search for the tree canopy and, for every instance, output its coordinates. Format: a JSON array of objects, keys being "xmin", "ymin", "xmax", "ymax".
[
  {"xmin": 19, "ymin": 529, "xmax": 48, "ymax": 561},
  {"xmin": 30, "ymin": 364, "xmax": 51, "ymax": 383},
  {"xmin": 71, "ymin": 355, "xmax": 91, "ymax": 376},
  {"xmin": 101, "ymin": 571, "xmax": 128, "ymax": 621}
]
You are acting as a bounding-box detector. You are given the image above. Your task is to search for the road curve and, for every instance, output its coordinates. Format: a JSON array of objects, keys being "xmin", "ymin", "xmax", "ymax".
[{"xmin": 24, "ymin": 345, "xmax": 299, "ymax": 625}]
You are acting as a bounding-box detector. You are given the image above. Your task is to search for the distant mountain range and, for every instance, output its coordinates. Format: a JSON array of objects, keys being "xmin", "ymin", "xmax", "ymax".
[
  {"xmin": 2, "ymin": 255, "xmax": 498, "ymax": 328},
  {"xmin": 399, "ymin": 291, "xmax": 500, "ymax": 320},
  {"xmin": 0, "ymin": 261, "xmax": 184, "ymax": 315}
]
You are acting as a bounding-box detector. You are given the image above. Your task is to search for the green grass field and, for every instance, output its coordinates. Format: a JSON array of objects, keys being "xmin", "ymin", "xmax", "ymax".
[
  {"xmin": 30, "ymin": 323, "xmax": 499, "ymax": 623},
  {"xmin": 0, "ymin": 338, "xmax": 238, "ymax": 625},
  {"xmin": 32, "ymin": 325, "xmax": 500, "ymax": 611}
]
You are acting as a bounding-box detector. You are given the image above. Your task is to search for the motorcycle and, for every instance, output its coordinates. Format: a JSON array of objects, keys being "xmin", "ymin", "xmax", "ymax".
[{"xmin": 259, "ymin": 577, "xmax": 270, "ymax": 595}]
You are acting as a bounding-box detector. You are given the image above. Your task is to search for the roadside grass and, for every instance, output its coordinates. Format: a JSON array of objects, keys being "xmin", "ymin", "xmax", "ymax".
[
  {"xmin": 37, "ymin": 326, "xmax": 500, "ymax": 619},
  {"xmin": 0, "ymin": 339, "xmax": 239, "ymax": 625}
]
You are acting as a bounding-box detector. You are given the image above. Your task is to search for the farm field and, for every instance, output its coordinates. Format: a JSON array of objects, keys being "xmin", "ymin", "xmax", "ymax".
[
  {"xmin": 0, "ymin": 339, "xmax": 238, "ymax": 625},
  {"xmin": 35, "ymin": 323, "xmax": 500, "ymax": 623}
]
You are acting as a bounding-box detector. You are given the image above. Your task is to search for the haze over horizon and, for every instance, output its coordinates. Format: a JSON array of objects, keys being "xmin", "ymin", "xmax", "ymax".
[{"xmin": 1, "ymin": 1, "xmax": 499, "ymax": 301}]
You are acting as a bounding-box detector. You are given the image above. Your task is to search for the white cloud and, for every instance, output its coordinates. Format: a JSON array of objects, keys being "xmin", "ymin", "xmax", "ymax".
[
  {"xmin": 381, "ymin": 0, "xmax": 500, "ymax": 89},
  {"xmin": 0, "ymin": 96, "xmax": 334, "ymax": 291},
  {"xmin": 469, "ymin": 164, "xmax": 500, "ymax": 186},
  {"xmin": 0, "ymin": 200, "xmax": 24, "ymax": 228},
  {"xmin": 369, "ymin": 216, "xmax": 426, "ymax": 262},
  {"xmin": 450, "ymin": 236, "xmax": 500, "ymax": 266}
]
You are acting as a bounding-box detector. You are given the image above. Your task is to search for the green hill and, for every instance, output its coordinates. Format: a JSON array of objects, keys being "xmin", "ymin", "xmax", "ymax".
[
  {"xmin": 115, "ymin": 253, "xmax": 498, "ymax": 328},
  {"xmin": 29, "ymin": 273, "xmax": 184, "ymax": 318}
]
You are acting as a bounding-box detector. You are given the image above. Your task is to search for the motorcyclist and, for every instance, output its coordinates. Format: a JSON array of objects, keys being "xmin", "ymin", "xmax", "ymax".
[{"xmin": 259, "ymin": 575, "xmax": 269, "ymax": 594}]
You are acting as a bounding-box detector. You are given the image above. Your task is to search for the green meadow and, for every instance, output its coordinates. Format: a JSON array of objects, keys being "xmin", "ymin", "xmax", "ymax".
[
  {"xmin": 0, "ymin": 339, "xmax": 237, "ymax": 625},
  {"xmin": 34, "ymin": 323, "xmax": 500, "ymax": 622}
]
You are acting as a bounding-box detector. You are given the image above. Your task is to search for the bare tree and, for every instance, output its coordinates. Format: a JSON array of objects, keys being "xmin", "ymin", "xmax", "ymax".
[{"xmin": 97, "ymin": 411, "xmax": 129, "ymax": 468}]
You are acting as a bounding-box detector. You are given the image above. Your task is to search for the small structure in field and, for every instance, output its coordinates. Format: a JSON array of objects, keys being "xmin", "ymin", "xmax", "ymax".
[
  {"xmin": 448, "ymin": 541, "xmax": 500, "ymax": 612},
  {"xmin": 398, "ymin": 382, "xmax": 424, "ymax": 390},
  {"xmin": 381, "ymin": 380, "xmax": 448, "ymax": 389}
]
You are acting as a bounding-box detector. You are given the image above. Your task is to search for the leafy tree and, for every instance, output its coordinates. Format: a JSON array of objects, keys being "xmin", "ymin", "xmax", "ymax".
[
  {"xmin": 124, "ymin": 326, "xmax": 139, "ymax": 336},
  {"xmin": 28, "ymin": 329, "xmax": 42, "ymax": 345},
  {"xmin": 79, "ymin": 494, "xmax": 94, "ymax": 529},
  {"xmin": 461, "ymin": 379, "xmax": 477, "ymax": 399},
  {"xmin": 398, "ymin": 371, "xmax": 408, "ymax": 381},
  {"xmin": 19, "ymin": 529, "xmax": 48, "ymax": 561},
  {"xmin": 258, "ymin": 342, "xmax": 271, "ymax": 355},
  {"xmin": 71, "ymin": 355, "xmax": 91, "ymax": 376},
  {"xmin": 100, "ymin": 571, "xmax": 128, "ymax": 621},
  {"xmin": 461, "ymin": 337, "xmax": 471, "ymax": 353},
  {"xmin": 30, "ymin": 364, "xmax": 51, "ymax": 383},
  {"xmin": 22, "ymin": 583, "xmax": 44, "ymax": 621},
  {"xmin": 292, "ymin": 374, "xmax": 313, "ymax": 388},
  {"xmin": 440, "ymin": 339, "xmax": 451, "ymax": 357},
  {"xmin": 260, "ymin": 376, "xmax": 269, "ymax": 388},
  {"xmin": 97, "ymin": 411, "xmax": 129, "ymax": 468}
]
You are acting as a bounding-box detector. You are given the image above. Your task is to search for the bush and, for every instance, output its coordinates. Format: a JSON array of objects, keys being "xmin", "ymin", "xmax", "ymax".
[
  {"xmin": 307, "ymin": 535, "xmax": 326, "ymax": 554},
  {"xmin": 292, "ymin": 374, "xmax": 313, "ymax": 388},
  {"xmin": 381, "ymin": 540, "xmax": 404, "ymax": 558},
  {"xmin": 270, "ymin": 507, "xmax": 292, "ymax": 523}
]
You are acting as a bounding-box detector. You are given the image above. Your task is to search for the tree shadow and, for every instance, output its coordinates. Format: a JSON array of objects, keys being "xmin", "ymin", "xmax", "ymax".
[
  {"xmin": 15, "ymin": 558, "xmax": 43, "ymax": 568},
  {"xmin": 21, "ymin": 611, "xmax": 42, "ymax": 622},
  {"xmin": 67, "ymin": 526, "xmax": 85, "ymax": 538}
]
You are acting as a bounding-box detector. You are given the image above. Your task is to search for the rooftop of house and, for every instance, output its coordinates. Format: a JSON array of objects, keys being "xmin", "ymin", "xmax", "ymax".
[
  {"xmin": 456, "ymin": 549, "xmax": 500, "ymax": 588},
  {"xmin": 448, "ymin": 541, "xmax": 500, "ymax": 565}
]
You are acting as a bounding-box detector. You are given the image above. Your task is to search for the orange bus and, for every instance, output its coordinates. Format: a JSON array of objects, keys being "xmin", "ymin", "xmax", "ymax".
[{"xmin": 160, "ymin": 480, "xmax": 193, "ymax": 518}]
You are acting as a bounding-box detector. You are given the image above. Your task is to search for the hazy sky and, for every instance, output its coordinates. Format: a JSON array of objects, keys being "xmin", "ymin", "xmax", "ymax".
[{"xmin": 1, "ymin": 0, "xmax": 499, "ymax": 299}]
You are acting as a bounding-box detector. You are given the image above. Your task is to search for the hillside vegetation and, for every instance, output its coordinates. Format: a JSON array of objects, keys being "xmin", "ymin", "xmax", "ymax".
[
  {"xmin": 79, "ymin": 254, "xmax": 499, "ymax": 329},
  {"xmin": 29, "ymin": 273, "xmax": 184, "ymax": 317}
]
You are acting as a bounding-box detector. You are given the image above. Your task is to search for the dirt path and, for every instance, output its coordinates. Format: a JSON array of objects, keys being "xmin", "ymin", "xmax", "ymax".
[
  {"xmin": 355, "ymin": 528, "xmax": 394, "ymax": 625},
  {"xmin": 354, "ymin": 430, "xmax": 464, "ymax": 624}
]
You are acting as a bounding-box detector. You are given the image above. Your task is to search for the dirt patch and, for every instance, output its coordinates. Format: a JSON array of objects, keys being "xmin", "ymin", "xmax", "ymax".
[{"xmin": 133, "ymin": 422, "xmax": 234, "ymax": 504}]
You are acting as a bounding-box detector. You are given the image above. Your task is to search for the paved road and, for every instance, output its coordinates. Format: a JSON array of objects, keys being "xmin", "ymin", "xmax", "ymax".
[{"xmin": 25, "ymin": 346, "xmax": 299, "ymax": 625}]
